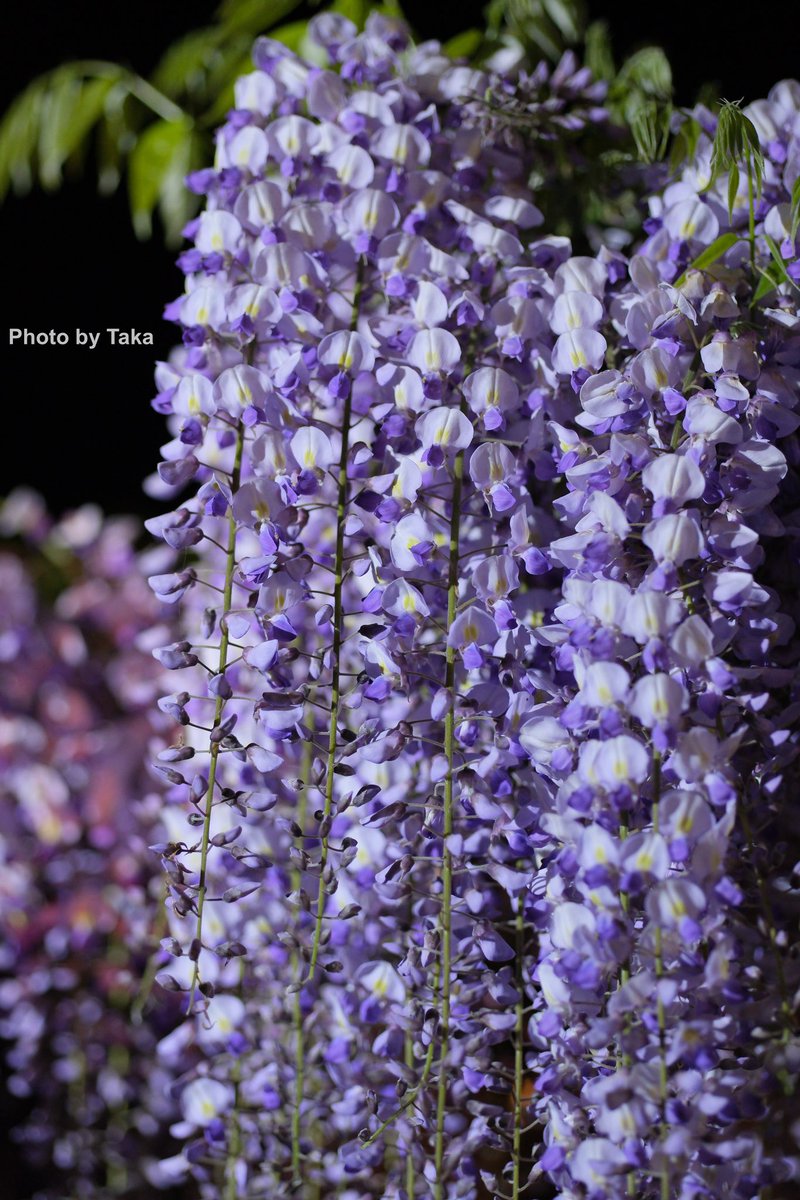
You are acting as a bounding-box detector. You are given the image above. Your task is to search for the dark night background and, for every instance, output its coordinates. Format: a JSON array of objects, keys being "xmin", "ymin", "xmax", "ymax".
[{"xmin": 0, "ymin": 0, "xmax": 797, "ymax": 520}]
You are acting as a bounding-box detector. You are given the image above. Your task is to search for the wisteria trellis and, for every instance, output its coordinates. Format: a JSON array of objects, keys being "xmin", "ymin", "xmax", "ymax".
[{"xmin": 3, "ymin": 8, "xmax": 800, "ymax": 1200}]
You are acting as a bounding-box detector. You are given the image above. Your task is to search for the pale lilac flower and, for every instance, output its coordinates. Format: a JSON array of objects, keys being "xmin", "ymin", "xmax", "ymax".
[
  {"xmin": 469, "ymin": 441, "xmax": 517, "ymax": 511},
  {"xmin": 448, "ymin": 605, "xmax": 498, "ymax": 668}
]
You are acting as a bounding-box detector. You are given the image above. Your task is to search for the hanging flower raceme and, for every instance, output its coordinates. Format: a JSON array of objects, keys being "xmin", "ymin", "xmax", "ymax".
[
  {"xmin": 145, "ymin": 7, "xmax": 800, "ymax": 1199},
  {"xmin": 143, "ymin": 11, "xmax": 620, "ymax": 1198},
  {"xmin": 513, "ymin": 85, "xmax": 800, "ymax": 1200}
]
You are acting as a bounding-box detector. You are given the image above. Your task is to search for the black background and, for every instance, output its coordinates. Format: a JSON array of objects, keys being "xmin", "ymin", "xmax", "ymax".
[{"xmin": 0, "ymin": 0, "xmax": 796, "ymax": 521}]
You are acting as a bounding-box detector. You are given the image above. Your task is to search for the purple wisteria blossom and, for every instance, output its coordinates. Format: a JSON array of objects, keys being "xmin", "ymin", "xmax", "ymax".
[
  {"xmin": 141, "ymin": 13, "xmax": 800, "ymax": 1200},
  {"xmin": 517, "ymin": 84, "xmax": 800, "ymax": 1200}
]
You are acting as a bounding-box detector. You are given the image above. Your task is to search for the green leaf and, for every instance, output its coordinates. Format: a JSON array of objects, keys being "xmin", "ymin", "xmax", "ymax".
[
  {"xmin": 35, "ymin": 67, "xmax": 124, "ymax": 191},
  {"xmin": 630, "ymin": 98, "xmax": 671, "ymax": 164},
  {"xmin": 726, "ymin": 160, "xmax": 739, "ymax": 222},
  {"xmin": 753, "ymin": 237, "xmax": 796, "ymax": 298},
  {"xmin": 630, "ymin": 103, "xmax": 658, "ymax": 163},
  {"xmin": 507, "ymin": 0, "xmax": 561, "ymax": 61},
  {"xmin": 502, "ymin": 0, "xmax": 585, "ymax": 60},
  {"xmin": 485, "ymin": 0, "xmax": 506, "ymax": 38},
  {"xmin": 151, "ymin": 28, "xmax": 223, "ymax": 99},
  {"xmin": 69, "ymin": 78, "xmax": 119, "ymax": 156},
  {"xmin": 526, "ymin": 23, "xmax": 562, "ymax": 62},
  {"xmin": 0, "ymin": 80, "xmax": 45, "ymax": 198},
  {"xmin": 674, "ymin": 232, "xmax": 740, "ymax": 285},
  {"xmin": 443, "ymin": 29, "xmax": 483, "ymax": 59},
  {"xmin": 128, "ymin": 116, "xmax": 193, "ymax": 242},
  {"xmin": 96, "ymin": 85, "xmax": 132, "ymax": 195},
  {"xmin": 584, "ymin": 20, "xmax": 614, "ymax": 82},
  {"xmin": 669, "ymin": 112, "xmax": 701, "ymax": 174},
  {"xmin": 764, "ymin": 232, "xmax": 791, "ymax": 284},
  {"xmin": 331, "ymin": 0, "xmax": 371, "ymax": 28},
  {"xmin": 158, "ymin": 128, "xmax": 203, "ymax": 248},
  {"xmin": 688, "ymin": 231, "xmax": 740, "ymax": 272},
  {"xmin": 268, "ymin": 19, "xmax": 310, "ymax": 52},
  {"xmin": 200, "ymin": 50, "xmax": 255, "ymax": 125},
  {"xmin": 217, "ymin": 0, "xmax": 303, "ymax": 37},
  {"xmin": 753, "ymin": 264, "xmax": 782, "ymax": 303},
  {"xmin": 710, "ymin": 99, "xmax": 765, "ymax": 200},
  {"xmin": 203, "ymin": 34, "xmax": 255, "ymax": 102},
  {"xmin": 790, "ymin": 175, "xmax": 800, "ymax": 242},
  {"xmin": 616, "ymin": 46, "xmax": 672, "ymax": 102},
  {"xmin": 37, "ymin": 70, "xmax": 84, "ymax": 189},
  {"xmin": 540, "ymin": 0, "xmax": 584, "ymax": 43}
]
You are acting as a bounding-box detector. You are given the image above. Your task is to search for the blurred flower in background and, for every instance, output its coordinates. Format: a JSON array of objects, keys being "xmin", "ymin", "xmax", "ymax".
[{"xmin": 0, "ymin": 491, "xmax": 186, "ymax": 1198}]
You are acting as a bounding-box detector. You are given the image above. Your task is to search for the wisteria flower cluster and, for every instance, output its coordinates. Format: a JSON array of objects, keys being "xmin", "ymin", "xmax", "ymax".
[
  {"xmin": 5, "ymin": 10, "xmax": 800, "ymax": 1200},
  {"xmin": 142, "ymin": 12, "xmax": 800, "ymax": 1200},
  {"xmin": 0, "ymin": 492, "xmax": 184, "ymax": 1198},
  {"xmin": 143, "ymin": 11, "xmax": 623, "ymax": 1198}
]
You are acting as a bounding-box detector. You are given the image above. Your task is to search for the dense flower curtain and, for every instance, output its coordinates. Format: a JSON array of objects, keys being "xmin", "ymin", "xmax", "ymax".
[{"xmin": 2, "ymin": 10, "xmax": 799, "ymax": 1200}]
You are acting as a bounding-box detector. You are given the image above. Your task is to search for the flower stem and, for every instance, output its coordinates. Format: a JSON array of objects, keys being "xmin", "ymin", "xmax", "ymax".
[
  {"xmin": 433, "ymin": 430, "xmax": 466, "ymax": 1199},
  {"xmin": 188, "ymin": 424, "xmax": 244, "ymax": 1014},
  {"xmin": 225, "ymin": 1059, "xmax": 242, "ymax": 1200},
  {"xmin": 361, "ymin": 963, "xmax": 441, "ymax": 1147},
  {"xmin": 405, "ymin": 1032, "xmax": 416, "ymax": 1199},
  {"xmin": 746, "ymin": 148, "xmax": 757, "ymax": 277},
  {"xmin": 512, "ymin": 894, "xmax": 525, "ymax": 1200},
  {"xmin": 616, "ymin": 813, "xmax": 636, "ymax": 1198},
  {"xmin": 131, "ymin": 883, "xmax": 168, "ymax": 1025},
  {"xmin": 306, "ymin": 262, "xmax": 363, "ymax": 984},
  {"xmin": 292, "ymin": 735, "xmax": 314, "ymax": 1185},
  {"xmin": 650, "ymin": 753, "xmax": 670, "ymax": 1200},
  {"xmin": 105, "ymin": 1042, "xmax": 130, "ymax": 1194}
]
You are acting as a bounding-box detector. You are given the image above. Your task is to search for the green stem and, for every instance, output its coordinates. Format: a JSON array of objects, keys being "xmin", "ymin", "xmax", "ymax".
[
  {"xmin": 225, "ymin": 1057, "xmax": 242, "ymax": 1200},
  {"xmin": 290, "ymin": 978, "xmax": 305, "ymax": 1183},
  {"xmin": 512, "ymin": 896, "xmax": 525, "ymax": 1200},
  {"xmin": 105, "ymin": 1042, "xmax": 130, "ymax": 1194},
  {"xmin": 616, "ymin": 814, "xmax": 635, "ymax": 1198},
  {"xmin": 651, "ymin": 753, "xmax": 670, "ymax": 1200},
  {"xmin": 188, "ymin": 425, "xmax": 244, "ymax": 1014},
  {"xmin": 433, "ymin": 432, "xmax": 466, "ymax": 1199},
  {"xmin": 746, "ymin": 148, "xmax": 756, "ymax": 277},
  {"xmin": 131, "ymin": 883, "xmax": 169, "ymax": 1026},
  {"xmin": 617, "ymin": 813, "xmax": 631, "ymax": 993},
  {"xmin": 306, "ymin": 263, "xmax": 363, "ymax": 984},
  {"xmin": 361, "ymin": 962, "xmax": 441, "ymax": 1148},
  {"xmin": 365, "ymin": 1046, "xmax": 436, "ymax": 1143},
  {"xmin": 405, "ymin": 1031, "xmax": 416, "ymax": 1200},
  {"xmin": 669, "ymin": 417, "xmax": 684, "ymax": 450},
  {"xmin": 291, "ymin": 735, "xmax": 314, "ymax": 1186}
]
